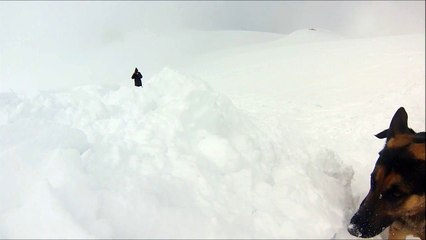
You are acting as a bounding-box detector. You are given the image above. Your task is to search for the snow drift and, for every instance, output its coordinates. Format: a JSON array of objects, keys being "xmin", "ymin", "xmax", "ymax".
[{"xmin": 0, "ymin": 68, "xmax": 355, "ymax": 238}]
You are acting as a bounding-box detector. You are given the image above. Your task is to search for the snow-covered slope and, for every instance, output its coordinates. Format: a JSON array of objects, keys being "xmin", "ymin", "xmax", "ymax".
[
  {"xmin": 0, "ymin": 29, "xmax": 424, "ymax": 238},
  {"xmin": 183, "ymin": 32, "xmax": 424, "ymax": 105},
  {"xmin": 279, "ymin": 28, "xmax": 345, "ymax": 44}
]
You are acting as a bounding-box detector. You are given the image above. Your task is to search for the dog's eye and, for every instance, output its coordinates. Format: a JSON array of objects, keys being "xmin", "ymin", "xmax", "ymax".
[
  {"xmin": 385, "ymin": 189, "xmax": 405, "ymax": 200},
  {"xmin": 391, "ymin": 191, "xmax": 402, "ymax": 198}
]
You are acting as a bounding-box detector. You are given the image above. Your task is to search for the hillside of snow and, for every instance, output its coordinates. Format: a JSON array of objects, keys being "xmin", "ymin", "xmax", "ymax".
[{"xmin": 0, "ymin": 29, "xmax": 424, "ymax": 238}]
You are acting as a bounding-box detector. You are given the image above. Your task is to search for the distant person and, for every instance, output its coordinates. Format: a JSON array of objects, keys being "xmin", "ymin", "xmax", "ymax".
[{"xmin": 131, "ymin": 68, "xmax": 143, "ymax": 87}]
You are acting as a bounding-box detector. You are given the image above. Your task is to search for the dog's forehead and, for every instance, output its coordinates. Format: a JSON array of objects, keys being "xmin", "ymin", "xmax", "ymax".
[
  {"xmin": 386, "ymin": 134, "xmax": 413, "ymax": 149},
  {"xmin": 408, "ymin": 143, "xmax": 425, "ymax": 161},
  {"xmin": 385, "ymin": 134, "xmax": 425, "ymax": 161},
  {"xmin": 374, "ymin": 165, "xmax": 402, "ymax": 185},
  {"xmin": 376, "ymin": 141, "xmax": 425, "ymax": 194}
]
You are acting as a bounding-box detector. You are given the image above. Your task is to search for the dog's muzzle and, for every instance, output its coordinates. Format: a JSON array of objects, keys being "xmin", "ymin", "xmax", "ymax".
[{"xmin": 348, "ymin": 210, "xmax": 390, "ymax": 238}]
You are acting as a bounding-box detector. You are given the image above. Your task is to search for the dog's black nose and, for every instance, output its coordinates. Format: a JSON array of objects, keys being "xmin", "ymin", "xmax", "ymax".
[
  {"xmin": 348, "ymin": 212, "xmax": 388, "ymax": 239},
  {"xmin": 348, "ymin": 212, "xmax": 371, "ymax": 238},
  {"xmin": 347, "ymin": 223, "xmax": 362, "ymax": 237}
]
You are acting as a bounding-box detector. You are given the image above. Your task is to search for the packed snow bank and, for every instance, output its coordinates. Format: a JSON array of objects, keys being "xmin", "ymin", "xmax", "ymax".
[{"xmin": 0, "ymin": 67, "xmax": 355, "ymax": 238}]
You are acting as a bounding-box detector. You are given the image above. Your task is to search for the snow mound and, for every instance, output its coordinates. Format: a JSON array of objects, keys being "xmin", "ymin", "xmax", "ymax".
[
  {"xmin": 0, "ymin": 67, "xmax": 355, "ymax": 238},
  {"xmin": 0, "ymin": 68, "xmax": 272, "ymax": 238}
]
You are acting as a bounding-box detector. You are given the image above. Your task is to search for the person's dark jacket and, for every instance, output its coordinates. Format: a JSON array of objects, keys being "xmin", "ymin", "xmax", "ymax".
[{"xmin": 132, "ymin": 70, "xmax": 143, "ymax": 87}]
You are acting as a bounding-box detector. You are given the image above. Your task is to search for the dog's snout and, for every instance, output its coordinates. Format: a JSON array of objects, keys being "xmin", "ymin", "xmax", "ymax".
[{"xmin": 348, "ymin": 207, "xmax": 392, "ymax": 238}]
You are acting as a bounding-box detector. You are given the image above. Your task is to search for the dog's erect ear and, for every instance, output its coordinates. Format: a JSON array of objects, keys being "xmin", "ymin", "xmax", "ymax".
[
  {"xmin": 413, "ymin": 132, "xmax": 426, "ymax": 143},
  {"xmin": 387, "ymin": 107, "xmax": 411, "ymax": 139},
  {"xmin": 375, "ymin": 129, "xmax": 388, "ymax": 139},
  {"xmin": 376, "ymin": 108, "xmax": 414, "ymax": 140}
]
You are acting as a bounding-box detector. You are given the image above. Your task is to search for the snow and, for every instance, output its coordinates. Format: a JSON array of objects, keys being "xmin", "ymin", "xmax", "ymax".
[
  {"xmin": 0, "ymin": 29, "xmax": 424, "ymax": 238},
  {"xmin": 279, "ymin": 28, "xmax": 345, "ymax": 44}
]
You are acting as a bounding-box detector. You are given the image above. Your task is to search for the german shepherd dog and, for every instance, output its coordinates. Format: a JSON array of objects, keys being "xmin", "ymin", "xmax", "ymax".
[{"xmin": 348, "ymin": 107, "xmax": 425, "ymax": 239}]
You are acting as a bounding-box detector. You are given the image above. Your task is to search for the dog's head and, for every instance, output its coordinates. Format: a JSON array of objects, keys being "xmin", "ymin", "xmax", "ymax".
[{"xmin": 348, "ymin": 107, "xmax": 425, "ymax": 238}]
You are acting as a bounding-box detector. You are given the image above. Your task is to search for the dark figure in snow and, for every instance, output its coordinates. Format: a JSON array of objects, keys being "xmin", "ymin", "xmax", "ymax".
[{"xmin": 131, "ymin": 68, "xmax": 143, "ymax": 87}]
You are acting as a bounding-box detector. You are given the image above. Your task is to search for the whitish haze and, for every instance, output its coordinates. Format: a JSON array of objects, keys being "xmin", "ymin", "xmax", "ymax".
[{"xmin": 0, "ymin": 1, "xmax": 424, "ymax": 92}]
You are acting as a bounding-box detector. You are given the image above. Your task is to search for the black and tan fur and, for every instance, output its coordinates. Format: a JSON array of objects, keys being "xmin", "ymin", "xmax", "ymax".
[{"xmin": 348, "ymin": 107, "xmax": 425, "ymax": 240}]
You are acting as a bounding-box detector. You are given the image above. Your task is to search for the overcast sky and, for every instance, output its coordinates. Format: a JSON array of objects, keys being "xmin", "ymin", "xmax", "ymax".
[{"xmin": 0, "ymin": 1, "xmax": 424, "ymax": 39}]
